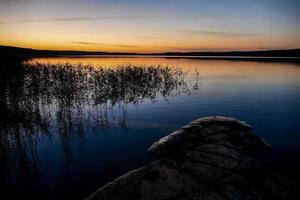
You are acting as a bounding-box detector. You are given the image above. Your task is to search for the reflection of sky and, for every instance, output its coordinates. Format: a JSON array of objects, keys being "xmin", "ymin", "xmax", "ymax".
[
  {"xmin": 30, "ymin": 57, "xmax": 300, "ymax": 147},
  {"xmin": 2, "ymin": 58, "xmax": 300, "ymax": 199},
  {"xmin": 32, "ymin": 57, "xmax": 300, "ymax": 81},
  {"xmin": 0, "ymin": 0, "xmax": 300, "ymax": 52}
]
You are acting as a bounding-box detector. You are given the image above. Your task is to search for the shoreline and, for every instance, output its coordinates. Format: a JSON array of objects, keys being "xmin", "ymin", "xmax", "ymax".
[
  {"xmin": 1, "ymin": 45, "xmax": 300, "ymax": 63},
  {"xmin": 47, "ymin": 55, "xmax": 300, "ymax": 64}
]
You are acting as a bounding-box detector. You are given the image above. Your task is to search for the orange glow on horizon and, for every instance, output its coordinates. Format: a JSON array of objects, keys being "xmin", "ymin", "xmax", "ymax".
[
  {"xmin": 1, "ymin": 36, "xmax": 300, "ymax": 53},
  {"xmin": 1, "ymin": 20, "xmax": 300, "ymax": 53}
]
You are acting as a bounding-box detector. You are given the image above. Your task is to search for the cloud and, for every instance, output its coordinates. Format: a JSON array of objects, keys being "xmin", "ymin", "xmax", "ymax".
[
  {"xmin": 70, "ymin": 41, "xmax": 139, "ymax": 48},
  {"xmin": 0, "ymin": 21, "xmax": 4, "ymax": 24},
  {"xmin": 18, "ymin": 16, "xmax": 152, "ymax": 23},
  {"xmin": 182, "ymin": 30, "xmax": 258, "ymax": 38},
  {"xmin": 166, "ymin": 46, "xmax": 234, "ymax": 52},
  {"xmin": 134, "ymin": 36, "xmax": 164, "ymax": 40},
  {"xmin": 19, "ymin": 17, "xmax": 94, "ymax": 23}
]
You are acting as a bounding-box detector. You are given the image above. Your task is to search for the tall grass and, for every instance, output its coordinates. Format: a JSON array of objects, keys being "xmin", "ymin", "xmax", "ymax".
[{"xmin": 0, "ymin": 61, "xmax": 201, "ymax": 189}]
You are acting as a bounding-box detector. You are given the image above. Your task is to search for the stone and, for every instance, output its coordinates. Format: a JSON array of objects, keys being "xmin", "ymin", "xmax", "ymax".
[{"xmin": 85, "ymin": 116, "xmax": 298, "ymax": 200}]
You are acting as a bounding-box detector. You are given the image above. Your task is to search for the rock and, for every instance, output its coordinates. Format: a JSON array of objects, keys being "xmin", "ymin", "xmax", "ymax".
[{"xmin": 85, "ymin": 116, "xmax": 298, "ymax": 200}]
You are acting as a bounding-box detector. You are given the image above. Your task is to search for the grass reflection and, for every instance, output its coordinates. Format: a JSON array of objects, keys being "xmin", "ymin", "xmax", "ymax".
[{"xmin": 0, "ymin": 61, "xmax": 200, "ymax": 198}]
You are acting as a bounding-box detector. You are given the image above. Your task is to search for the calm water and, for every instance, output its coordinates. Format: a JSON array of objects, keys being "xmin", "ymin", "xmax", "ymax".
[{"xmin": 1, "ymin": 57, "xmax": 300, "ymax": 200}]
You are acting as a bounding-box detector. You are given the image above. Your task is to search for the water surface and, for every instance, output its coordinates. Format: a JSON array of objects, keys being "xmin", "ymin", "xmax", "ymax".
[{"xmin": 1, "ymin": 57, "xmax": 300, "ymax": 200}]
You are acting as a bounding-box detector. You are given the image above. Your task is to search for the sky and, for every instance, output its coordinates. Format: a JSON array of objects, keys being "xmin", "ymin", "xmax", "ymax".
[{"xmin": 0, "ymin": 0, "xmax": 300, "ymax": 53}]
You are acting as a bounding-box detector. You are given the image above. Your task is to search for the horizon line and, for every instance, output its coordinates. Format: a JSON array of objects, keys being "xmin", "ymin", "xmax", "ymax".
[{"xmin": 1, "ymin": 44, "xmax": 299, "ymax": 55}]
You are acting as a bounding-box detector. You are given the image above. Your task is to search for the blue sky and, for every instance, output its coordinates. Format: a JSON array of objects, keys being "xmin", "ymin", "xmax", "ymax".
[{"xmin": 0, "ymin": 0, "xmax": 299, "ymax": 52}]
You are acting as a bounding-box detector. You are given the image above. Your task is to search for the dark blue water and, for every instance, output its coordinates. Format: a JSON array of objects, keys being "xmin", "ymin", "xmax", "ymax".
[{"xmin": 1, "ymin": 57, "xmax": 300, "ymax": 199}]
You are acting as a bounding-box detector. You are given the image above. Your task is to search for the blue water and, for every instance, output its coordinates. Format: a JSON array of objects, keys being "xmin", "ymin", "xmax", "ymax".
[{"xmin": 1, "ymin": 57, "xmax": 300, "ymax": 199}]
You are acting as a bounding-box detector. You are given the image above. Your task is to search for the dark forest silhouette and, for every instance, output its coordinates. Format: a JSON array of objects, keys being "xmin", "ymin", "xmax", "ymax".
[{"xmin": 1, "ymin": 45, "xmax": 299, "ymax": 61}]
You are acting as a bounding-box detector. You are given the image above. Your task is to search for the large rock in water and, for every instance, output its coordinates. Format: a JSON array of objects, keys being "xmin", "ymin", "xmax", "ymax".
[{"xmin": 86, "ymin": 116, "xmax": 298, "ymax": 200}]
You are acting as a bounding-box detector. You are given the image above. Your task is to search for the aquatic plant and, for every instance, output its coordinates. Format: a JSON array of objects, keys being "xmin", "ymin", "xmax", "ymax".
[{"xmin": 0, "ymin": 61, "xmax": 201, "ymax": 196}]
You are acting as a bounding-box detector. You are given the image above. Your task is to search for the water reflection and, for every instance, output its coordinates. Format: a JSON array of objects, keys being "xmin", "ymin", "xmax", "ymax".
[
  {"xmin": 0, "ymin": 61, "xmax": 199, "ymax": 198},
  {"xmin": 1, "ymin": 57, "xmax": 300, "ymax": 200}
]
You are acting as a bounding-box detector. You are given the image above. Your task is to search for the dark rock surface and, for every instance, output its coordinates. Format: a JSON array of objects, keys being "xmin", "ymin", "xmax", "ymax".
[{"xmin": 86, "ymin": 116, "xmax": 298, "ymax": 200}]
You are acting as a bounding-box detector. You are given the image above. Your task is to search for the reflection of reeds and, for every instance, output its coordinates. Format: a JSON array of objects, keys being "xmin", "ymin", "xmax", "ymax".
[
  {"xmin": 15, "ymin": 62, "xmax": 194, "ymax": 132},
  {"xmin": 0, "ymin": 62, "xmax": 200, "ymax": 196}
]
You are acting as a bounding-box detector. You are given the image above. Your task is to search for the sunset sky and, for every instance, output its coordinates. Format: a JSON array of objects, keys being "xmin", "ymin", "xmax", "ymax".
[{"xmin": 0, "ymin": 0, "xmax": 300, "ymax": 53}]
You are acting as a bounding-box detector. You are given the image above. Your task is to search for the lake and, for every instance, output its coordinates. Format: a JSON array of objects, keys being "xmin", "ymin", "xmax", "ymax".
[{"xmin": 1, "ymin": 57, "xmax": 300, "ymax": 200}]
